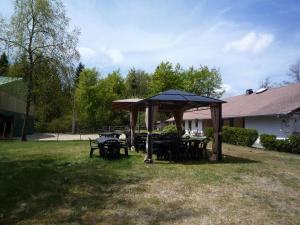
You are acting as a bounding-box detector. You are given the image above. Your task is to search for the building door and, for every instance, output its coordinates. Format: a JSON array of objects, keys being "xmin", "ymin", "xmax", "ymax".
[{"xmin": 0, "ymin": 114, "xmax": 13, "ymax": 138}]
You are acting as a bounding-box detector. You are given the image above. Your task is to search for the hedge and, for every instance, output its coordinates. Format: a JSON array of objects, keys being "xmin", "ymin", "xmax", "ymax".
[
  {"xmin": 162, "ymin": 125, "xmax": 184, "ymax": 136},
  {"xmin": 204, "ymin": 126, "xmax": 258, "ymax": 147},
  {"xmin": 204, "ymin": 127, "xmax": 213, "ymax": 138},
  {"xmin": 260, "ymin": 134, "xmax": 300, "ymax": 154}
]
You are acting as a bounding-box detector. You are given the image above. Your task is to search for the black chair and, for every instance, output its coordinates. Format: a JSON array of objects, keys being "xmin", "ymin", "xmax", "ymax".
[
  {"xmin": 199, "ymin": 138, "xmax": 209, "ymax": 159},
  {"xmin": 119, "ymin": 140, "xmax": 129, "ymax": 156},
  {"xmin": 135, "ymin": 135, "xmax": 146, "ymax": 152},
  {"xmin": 103, "ymin": 139, "xmax": 121, "ymax": 159},
  {"xmin": 89, "ymin": 138, "xmax": 99, "ymax": 158},
  {"xmin": 169, "ymin": 138, "xmax": 184, "ymax": 162}
]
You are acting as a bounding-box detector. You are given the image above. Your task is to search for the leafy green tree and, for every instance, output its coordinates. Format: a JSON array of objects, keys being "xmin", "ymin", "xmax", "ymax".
[
  {"xmin": 150, "ymin": 61, "xmax": 183, "ymax": 95},
  {"xmin": 103, "ymin": 69, "xmax": 125, "ymax": 97},
  {"xmin": 76, "ymin": 68, "xmax": 99, "ymax": 128},
  {"xmin": 0, "ymin": 0, "xmax": 79, "ymax": 140},
  {"xmin": 125, "ymin": 68, "xmax": 150, "ymax": 98},
  {"xmin": 71, "ymin": 62, "xmax": 84, "ymax": 133},
  {"xmin": 98, "ymin": 70, "xmax": 127, "ymax": 126},
  {"xmin": 33, "ymin": 59, "xmax": 70, "ymax": 131},
  {"xmin": 182, "ymin": 66, "xmax": 224, "ymax": 98},
  {"xmin": 0, "ymin": 52, "xmax": 9, "ymax": 75}
]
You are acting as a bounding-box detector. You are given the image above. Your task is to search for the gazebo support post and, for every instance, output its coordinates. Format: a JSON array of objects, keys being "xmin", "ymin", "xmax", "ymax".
[
  {"xmin": 173, "ymin": 110, "xmax": 184, "ymax": 137},
  {"xmin": 144, "ymin": 104, "xmax": 154, "ymax": 163},
  {"xmin": 129, "ymin": 108, "xmax": 138, "ymax": 151},
  {"xmin": 210, "ymin": 103, "xmax": 222, "ymax": 161}
]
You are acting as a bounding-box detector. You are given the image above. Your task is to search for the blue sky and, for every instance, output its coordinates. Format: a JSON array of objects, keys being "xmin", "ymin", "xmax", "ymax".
[{"xmin": 1, "ymin": 0, "xmax": 300, "ymax": 96}]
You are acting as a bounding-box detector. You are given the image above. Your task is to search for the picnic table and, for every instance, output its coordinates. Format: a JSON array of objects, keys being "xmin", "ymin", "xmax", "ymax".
[{"xmin": 96, "ymin": 136, "xmax": 128, "ymax": 158}]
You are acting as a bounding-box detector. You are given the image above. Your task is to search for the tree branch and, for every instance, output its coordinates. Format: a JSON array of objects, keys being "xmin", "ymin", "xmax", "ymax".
[
  {"xmin": 32, "ymin": 43, "xmax": 61, "ymax": 52},
  {"xmin": 0, "ymin": 37, "xmax": 28, "ymax": 52}
]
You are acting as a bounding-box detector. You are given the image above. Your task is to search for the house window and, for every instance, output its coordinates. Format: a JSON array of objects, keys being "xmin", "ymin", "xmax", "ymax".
[
  {"xmin": 195, "ymin": 119, "xmax": 198, "ymax": 128},
  {"xmin": 229, "ymin": 118, "xmax": 234, "ymax": 127},
  {"xmin": 188, "ymin": 120, "xmax": 192, "ymax": 130}
]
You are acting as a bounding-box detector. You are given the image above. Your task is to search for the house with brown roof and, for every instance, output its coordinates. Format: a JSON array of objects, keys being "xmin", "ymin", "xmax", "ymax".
[{"xmin": 167, "ymin": 83, "xmax": 300, "ymax": 138}]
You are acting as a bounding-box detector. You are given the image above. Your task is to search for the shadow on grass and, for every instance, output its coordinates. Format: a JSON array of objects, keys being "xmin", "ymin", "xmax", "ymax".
[
  {"xmin": 0, "ymin": 154, "xmax": 206, "ymax": 225},
  {"xmin": 0, "ymin": 155, "xmax": 140, "ymax": 225},
  {"xmin": 154, "ymin": 153, "xmax": 259, "ymax": 165}
]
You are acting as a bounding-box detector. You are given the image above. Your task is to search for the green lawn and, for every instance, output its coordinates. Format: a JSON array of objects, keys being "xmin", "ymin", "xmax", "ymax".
[{"xmin": 0, "ymin": 141, "xmax": 299, "ymax": 225}]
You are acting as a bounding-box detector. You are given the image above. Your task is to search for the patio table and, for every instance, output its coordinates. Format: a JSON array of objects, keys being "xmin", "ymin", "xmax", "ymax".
[
  {"xmin": 96, "ymin": 136, "xmax": 119, "ymax": 144},
  {"xmin": 96, "ymin": 137, "xmax": 128, "ymax": 157}
]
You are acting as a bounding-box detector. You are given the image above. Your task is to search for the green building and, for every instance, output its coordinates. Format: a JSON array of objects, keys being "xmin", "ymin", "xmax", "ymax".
[{"xmin": 0, "ymin": 76, "xmax": 34, "ymax": 137}]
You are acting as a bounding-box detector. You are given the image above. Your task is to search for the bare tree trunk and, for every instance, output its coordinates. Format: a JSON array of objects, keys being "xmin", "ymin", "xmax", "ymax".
[{"xmin": 21, "ymin": 75, "xmax": 32, "ymax": 141}]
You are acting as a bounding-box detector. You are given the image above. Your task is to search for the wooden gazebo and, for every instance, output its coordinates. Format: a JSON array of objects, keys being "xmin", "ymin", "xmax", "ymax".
[{"xmin": 112, "ymin": 89, "xmax": 225, "ymax": 163}]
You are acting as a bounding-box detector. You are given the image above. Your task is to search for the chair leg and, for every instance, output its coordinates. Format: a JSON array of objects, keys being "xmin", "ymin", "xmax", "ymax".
[
  {"xmin": 199, "ymin": 148, "xmax": 203, "ymax": 159},
  {"xmin": 90, "ymin": 149, "xmax": 93, "ymax": 158}
]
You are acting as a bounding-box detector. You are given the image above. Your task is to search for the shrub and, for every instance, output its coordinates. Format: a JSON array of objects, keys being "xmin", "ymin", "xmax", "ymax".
[
  {"xmin": 275, "ymin": 139, "xmax": 291, "ymax": 152},
  {"xmin": 204, "ymin": 127, "xmax": 213, "ymax": 138},
  {"xmin": 222, "ymin": 126, "xmax": 258, "ymax": 147},
  {"xmin": 260, "ymin": 134, "xmax": 277, "ymax": 150},
  {"xmin": 260, "ymin": 134, "xmax": 300, "ymax": 154},
  {"xmin": 204, "ymin": 126, "xmax": 258, "ymax": 147},
  {"xmin": 162, "ymin": 125, "xmax": 184, "ymax": 136},
  {"xmin": 47, "ymin": 115, "xmax": 72, "ymax": 133},
  {"xmin": 289, "ymin": 135, "xmax": 300, "ymax": 154}
]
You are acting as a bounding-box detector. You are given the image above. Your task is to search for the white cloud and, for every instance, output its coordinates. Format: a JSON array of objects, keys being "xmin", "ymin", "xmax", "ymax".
[
  {"xmin": 78, "ymin": 47, "xmax": 97, "ymax": 59},
  {"xmin": 78, "ymin": 46, "xmax": 124, "ymax": 66},
  {"xmin": 224, "ymin": 32, "xmax": 274, "ymax": 53},
  {"xmin": 100, "ymin": 48, "xmax": 124, "ymax": 64},
  {"xmin": 221, "ymin": 84, "xmax": 240, "ymax": 98}
]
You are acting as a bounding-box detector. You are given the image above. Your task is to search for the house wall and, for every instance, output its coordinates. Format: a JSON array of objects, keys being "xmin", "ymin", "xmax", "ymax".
[
  {"xmin": 184, "ymin": 119, "xmax": 203, "ymax": 132},
  {"xmin": 245, "ymin": 116, "xmax": 289, "ymax": 138},
  {"xmin": 0, "ymin": 90, "xmax": 34, "ymax": 116},
  {"xmin": 169, "ymin": 112, "xmax": 300, "ymax": 138},
  {"xmin": 0, "ymin": 80, "xmax": 34, "ymax": 137},
  {"xmin": 290, "ymin": 112, "xmax": 300, "ymax": 135}
]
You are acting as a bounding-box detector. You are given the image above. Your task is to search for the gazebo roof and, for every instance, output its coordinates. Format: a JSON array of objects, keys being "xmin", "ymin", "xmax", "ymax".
[
  {"xmin": 144, "ymin": 89, "xmax": 224, "ymax": 104},
  {"xmin": 112, "ymin": 89, "xmax": 225, "ymax": 112},
  {"xmin": 111, "ymin": 98, "xmax": 143, "ymax": 110},
  {"xmin": 137, "ymin": 89, "xmax": 225, "ymax": 112}
]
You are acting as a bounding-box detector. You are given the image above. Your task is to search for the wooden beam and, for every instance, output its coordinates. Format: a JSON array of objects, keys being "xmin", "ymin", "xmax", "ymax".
[
  {"xmin": 129, "ymin": 109, "xmax": 138, "ymax": 151},
  {"xmin": 210, "ymin": 103, "xmax": 222, "ymax": 161},
  {"xmin": 144, "ymin": 104, "xmax": 154, "ymax": 163},
  {"xmin": 217, "ymin": 104, "xmax": 222, "ymax": 160}
]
